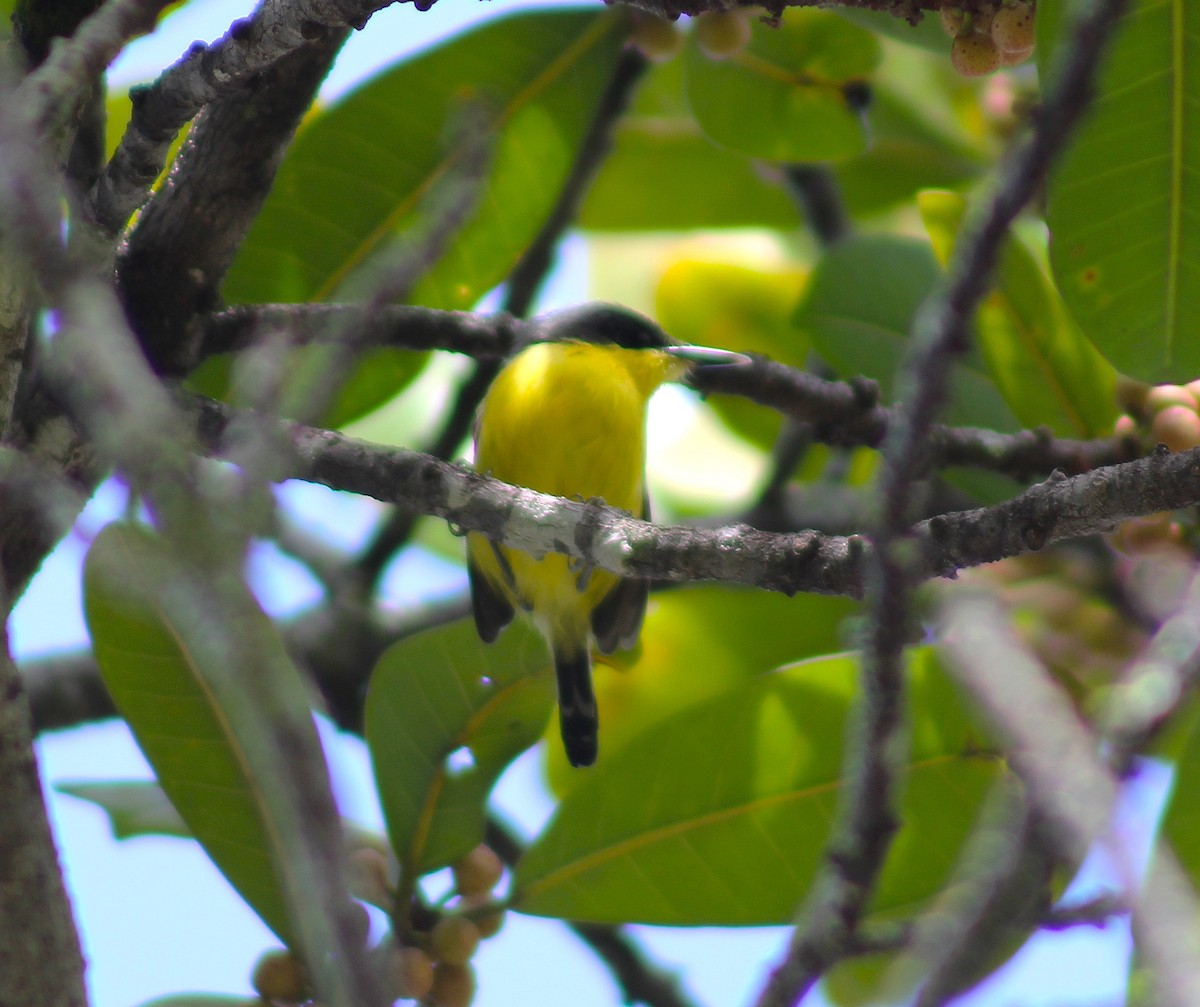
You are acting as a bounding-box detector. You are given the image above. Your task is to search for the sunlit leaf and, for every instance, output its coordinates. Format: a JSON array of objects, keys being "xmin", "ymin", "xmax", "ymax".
[
  {"xmin": 1043, "ymin": 0, "xmax": 1200, "ymax": 382},
  {"xmin": 516, "ymin": 647, "xmax": 1000, "ymax": 925},
  {"xmin": 366, "ymin": 618, "xmax": 554, "ymax": 874},
  {"xmin": 656, "ymin": 259, "xmax": 808, "ymax": 448},
  {"xmin": 83, "ymin": 523, "xmax": 298, "ymax": 944},
  {"xmin": 919, "ymin": 190, "xmax": 1118, "ymax": 437},
  {"xmin": 684, "ymin": 9, "xmax": 880, "ymax": 163}
]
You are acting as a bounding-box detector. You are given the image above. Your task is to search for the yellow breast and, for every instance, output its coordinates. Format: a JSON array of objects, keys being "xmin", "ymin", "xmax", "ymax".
[{"xmin": 469, "ymin": 341, "xmax": 681, "ymax": 636}]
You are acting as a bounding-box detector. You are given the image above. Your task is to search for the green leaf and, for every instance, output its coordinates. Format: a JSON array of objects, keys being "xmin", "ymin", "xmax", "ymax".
[
  {"xmin": 919, "ymin": 190, "xmax": 1118, "ymax": 437},
  {"xmin": 580, "ymin": 57, "xmax": 796, "ymax": 231},
  {"xmin": 1043, "ymin": 0, "xmax": 1200, "ymax": 382},
  {"xmin": 797, "ymin": 232, "xmax": 1019, "ymax": 431},
  {"xmin": 83, "ymin": 524, "xmax": 295, "ymax": 944},
  {"xmin": 365, "ymin": 618, "xmax": 554, "ymax": 875},
  {"xmin": 684, "ymin": 9, "xmax": 880, "ymax": 163},
  {"xmin": 57, "ymin": 780, "xmax": 190, "ymax": 839},
  {"xmin": 836, "ymin": 8, "xmax": 951, "ymax": 53},
  {"xmin": 546, "ymin": 585, "xmax": 859, "ymax": 793},
  {"xmin": 1159, "ymin": 698, "xmax": 1200, "ymax": 888},
  {"xmin": 225, "ymin": 9, "xmax": 626, "ymax": 307},
  {"xmin": 515, "ymin": 647, "xmax": 1000, "ymax": 925}
]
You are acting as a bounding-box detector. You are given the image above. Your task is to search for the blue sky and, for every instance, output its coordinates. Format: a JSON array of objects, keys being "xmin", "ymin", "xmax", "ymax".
[{"xmin": 14, "ymin": 2, "xmax": 1144, "ymax": 1004}]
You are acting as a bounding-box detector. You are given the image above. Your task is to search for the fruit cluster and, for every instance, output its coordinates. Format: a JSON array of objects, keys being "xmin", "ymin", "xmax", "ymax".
[
  {"xmin": 965, "ymin": 547, "xmax": 1147, "ymax": 699},
  {"xmin": 942, "ymin": 1, "xmax": 1036, "ymax": 77},
  {"xmin": 630, "ymin": 8, "xmax": 753, "ymax": 63},
  {"xmin": 1104, "ymin": 377, "xmax": 1200, "ymax": 556},
  {"xmin": 249, "ymin": 843, "xmax": 506, "ymax": 1006},
  {"xmin": 388, "ymin": 844, "xmax": 506, "ymax": 1006},
  {"xmin": 1118, "ymin": 378, "xmax": 1200, "ymax": 455}
]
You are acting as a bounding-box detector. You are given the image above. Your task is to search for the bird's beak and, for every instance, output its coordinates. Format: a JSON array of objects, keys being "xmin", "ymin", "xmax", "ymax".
[{"xmin": 662, "ymin": 345, "xmax": 752, "ymax": 367}]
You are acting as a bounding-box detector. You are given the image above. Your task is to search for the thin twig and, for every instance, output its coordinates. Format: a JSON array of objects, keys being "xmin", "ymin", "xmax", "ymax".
[
  {"xmin": 201, "ymin": 304, "xmax": 1140, "ymax": 480},
  {"xmin": 753, "ymin": 1, "xmax": 1130, "ymax": 1002}
]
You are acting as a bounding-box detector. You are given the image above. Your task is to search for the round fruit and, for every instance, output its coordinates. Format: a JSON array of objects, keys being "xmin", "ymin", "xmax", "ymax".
[
  {"xmin": 347, "ymin": 846, "xmax": 392, "ymax": 906},
  {"xmin": 462, "ymin": 893, "xmax": 505, "ymax": 939},
  {"xmin": 430, "ymin": 915, "xmax": 482, "ymax": 966},
  {"xmin": 1151, "ymin": 404, "xmax": 1200, "ymax": 452},
  {"xmin": 694, "ymin": 8, "xmax": 753, "ymax": 61},
  {"xmin": 1108, "ymin": 514, "xmax": 1184, "ymax": 556},
  {"xmin": 630, "ymin": 12, "xmax": 683, "ymax": 62},
  {"xmin": 1145, "ymin": 383, "xmax": 1199, "ymax": 415},
  {"xmin": 251, "ymin": 950, "xmax": 310, "ymax": 1004},
  {"xmin": 1000, "ymin": 43, "xmax": 1035, "ymax": 66},
  {"xmin": 430, "ymin": 963, "xmax": 477, "ymax": 1007},
  {"xmin": 940, "ymin": 5, "xmax": 965, "ymax": 36},
  {"xmin": 391, "ymin": 945, "xmax": 436, "ymax": 1001},
  {"xmin": 452, "ymin": 844, "xmax": 504, "ymax": 897},
  {"xmin": 951, "ymin": 30, "xmax": 1001, "ymax": 77},
  {"xmin": 991, "ymin": 2, "xmax": 1035, "ymax": 53}
]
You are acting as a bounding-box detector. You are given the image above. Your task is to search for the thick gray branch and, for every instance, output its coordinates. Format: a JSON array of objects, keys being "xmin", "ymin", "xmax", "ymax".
[
  {"xmin": 89, "ymin": 0, "xmax": 400, "ymax": 233},
  {"xmin": 189, "ymin": 395, "xmax": 1200, "ymax": 597}
]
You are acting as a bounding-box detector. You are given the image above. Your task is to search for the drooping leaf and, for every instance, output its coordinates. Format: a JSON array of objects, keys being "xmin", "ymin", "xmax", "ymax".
[
  {"xmin": 83, "ymin": 523, "xmax": 299, "ymax": 944},
  {"xmin": 684, "ymin": 9, "xmax": 880, "ymax": 163},
  {"xmin": 366, "ymin": 618, "xmax": 554, "ymax": 874},
  {"xmin": 1043, "ymin": 0, "xmax": 1200, "ymax": 382},
  {"xmin": 515, "ymin": 647, "xmax": 1000, "ymax": 925},
  {"xmin": 58, "ymin": 780, "xmax": 190, "ymax": 839},
  {"xmin": 797, "ymin": 232, "xmax": 1019, "ymax": 431},
  {"xmin": 919, "ymin": 190, "xmax": 1118, "ymax": 437}
]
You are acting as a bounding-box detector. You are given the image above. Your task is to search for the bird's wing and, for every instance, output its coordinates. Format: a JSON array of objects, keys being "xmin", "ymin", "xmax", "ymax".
[
  {"xmin": 468, "ymin": 555, "xmax": 515, "ymax": 644},
  {"xmin": 591, "ymin": 488, "xmax": 650, "ymax": 654}
]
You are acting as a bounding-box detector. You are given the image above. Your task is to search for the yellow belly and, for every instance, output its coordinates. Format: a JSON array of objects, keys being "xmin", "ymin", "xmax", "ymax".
[{"xmin": 469, "ymin": 341, "xmax": 658, "ymax": 641}]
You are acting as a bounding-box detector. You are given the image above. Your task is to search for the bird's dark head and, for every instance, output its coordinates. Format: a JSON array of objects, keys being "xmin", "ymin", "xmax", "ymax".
[
  {"xmin": 525, "ymin": 303, "xmax": 750, "ymax": 371},
  {"xmin": 527, "ymin": 303, "xmax": 670, "ymax": 351}
]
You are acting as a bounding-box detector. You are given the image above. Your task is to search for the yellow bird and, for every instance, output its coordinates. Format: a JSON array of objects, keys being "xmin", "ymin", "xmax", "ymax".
[{"xmin": 467, "ymin": 304, "xmax": 746, "ymax": 767}]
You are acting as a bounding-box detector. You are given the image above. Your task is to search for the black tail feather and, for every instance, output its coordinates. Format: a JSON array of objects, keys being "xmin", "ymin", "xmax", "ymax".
[{"xmin": 553, "ymin": 647, "xmax": 598, "ymax": 768}]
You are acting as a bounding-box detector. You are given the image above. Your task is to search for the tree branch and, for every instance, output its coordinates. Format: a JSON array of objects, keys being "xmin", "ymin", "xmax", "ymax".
[
  {"xmin": 200, "ymin": 304, "xmax": 1140, "ymax": 480},
  {"xmin": 0, "ymin": 626, "xmax": 88, "ymax": 1007},
  {"xmin": 184, "ymin": 393, "xmax": 1200, "ymax": 598},
  {"xmin": 116, "ymin": 25, "xmax": 349, "ymax": 373},
  {"xmin": 88, "ymin": 0, "xmax": 401, "ymax": 234}
]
